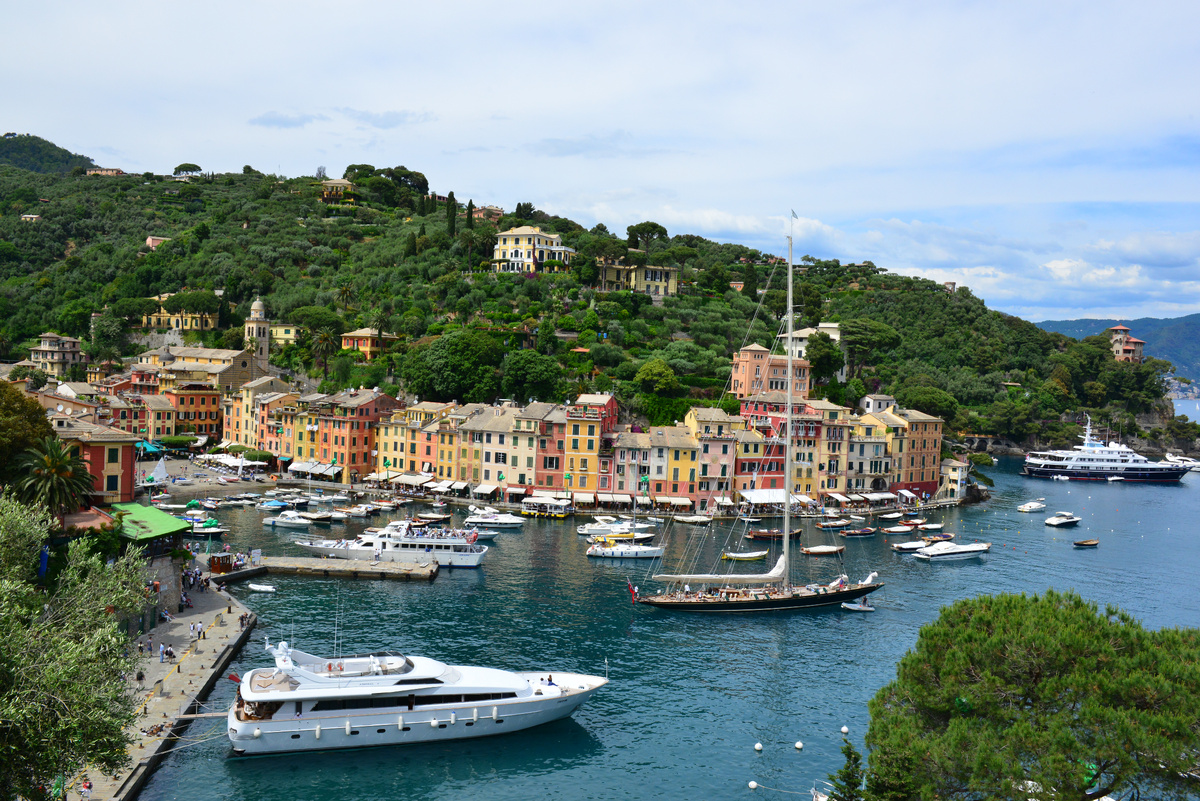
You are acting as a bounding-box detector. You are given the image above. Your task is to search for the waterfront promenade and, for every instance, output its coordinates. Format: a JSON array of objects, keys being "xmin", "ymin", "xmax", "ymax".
[{"xmin": 75, "ymin": 570, "xmax": 255, "ymax": 801}]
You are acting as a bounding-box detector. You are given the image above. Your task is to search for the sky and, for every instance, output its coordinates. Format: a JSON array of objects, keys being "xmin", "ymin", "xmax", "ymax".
[{"xmin": 7, "ymin": 1, "xmax": 1200, "ymax": 322}]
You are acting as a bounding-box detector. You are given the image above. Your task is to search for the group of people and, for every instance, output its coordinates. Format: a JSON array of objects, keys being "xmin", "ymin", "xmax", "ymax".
[{"xmin": 181, "ymin": 566, "xmax": 208, "ymax": 592}]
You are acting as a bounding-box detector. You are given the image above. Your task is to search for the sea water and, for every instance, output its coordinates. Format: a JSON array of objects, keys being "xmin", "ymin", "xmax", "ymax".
[{"xmin": 139, "ymin": 458, "xmax": 1200, "ymax": 800}]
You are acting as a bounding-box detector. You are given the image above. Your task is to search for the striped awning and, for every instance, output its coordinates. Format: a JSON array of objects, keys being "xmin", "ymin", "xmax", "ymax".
[
  {"xmin": 827, "ymin": 492, "xmax": 852, "ymax": 503},
  {"xmin": 473, "ymin": 483, "xmax": 498, "ymax": 495},
  {"xmin": 573, "ymin": 492, "xmax": 595, "ymax": 504}
]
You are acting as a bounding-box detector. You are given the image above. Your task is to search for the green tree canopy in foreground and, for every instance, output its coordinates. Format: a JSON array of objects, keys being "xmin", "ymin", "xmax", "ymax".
[
  {"xmin": 14, "ymin": 437, "xmax": 95, "ymax": 523},
  {"xmin": 0, "ymin": 497, "xmax": 147, "ymax": 799},
  {"xmin": 0, "ymin": 381, "xmax": 53, "ymax": 484},
  {"xmin": 865, "ymin": 590, "xmax": 1200, "ymax": 801}
]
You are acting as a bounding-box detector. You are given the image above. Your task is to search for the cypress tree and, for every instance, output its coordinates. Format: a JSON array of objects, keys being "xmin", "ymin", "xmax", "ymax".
[
  {"xmin": 446, "ymin": 191, "xmax": 457, "ymax": 237},
  {"xmin": 465, "ymin": 199, "xmax": 475, "ymax": 228},
  {"xmin": 416, "ymin": 194, "xmax": 425, "ymax": 215}
]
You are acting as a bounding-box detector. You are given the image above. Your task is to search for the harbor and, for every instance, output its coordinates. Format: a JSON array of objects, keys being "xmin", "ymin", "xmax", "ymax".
[{"xmin": 122, "ymin": 456, "xmax": 1200, "ymax": 799}]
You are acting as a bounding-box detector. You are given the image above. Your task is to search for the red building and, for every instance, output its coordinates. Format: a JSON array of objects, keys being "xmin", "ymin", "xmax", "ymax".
[
  {"xmin": 164, "ymin": 382, "xmax": 223, "ymax": 437},
  {"xmin": 49, "ymin": 413, "xmax": 141, "ymax": 505}
]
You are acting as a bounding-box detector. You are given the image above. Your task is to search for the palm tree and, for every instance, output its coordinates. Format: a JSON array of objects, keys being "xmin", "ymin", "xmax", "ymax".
[
  {"xmin": 311, "ymin": 327, "xmax": 337, "ymax": 379},
  {"xmin": 15, "ymin": 437, "xmax": 96, "ymax": 525},
  {"xmin": 336, "ymin": 281, "xmax": 355, "ymax": 312},
  {"xmin": 366, "ymin": 307, "xmax": 391, "ymax": 356},
  {"xmin": 458, "ymin": 229, "xmax": 479, "ymax": 269}
]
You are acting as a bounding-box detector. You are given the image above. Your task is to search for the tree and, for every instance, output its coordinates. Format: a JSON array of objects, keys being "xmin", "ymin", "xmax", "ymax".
[
  {"xmin": 401, "ymin": 329, "xmax": 502, "ymax": 403},
  {"xmin": 0, "ymin": 496, "xmax": 147, "ymax": 799},
  {"xmin": 537, "ymin": 320, "xmax": 558, "ymax": 356},
  {"xmin": 840, "ymin": 319, "xmax": 901, "ymax": 378},
  {"xmin": 315, "ymin": 165, "xmax": 327, "ymax": 180},
  {"xmin": 465, "ymin": 199, "xmax": 475, "ymax": 228},
  {"xmin": 805, "ymin": 331, "xmax": 844, "ymax": 384},
  {"xmin": 0, "ymin": 382, "xmax": 53, "ymax": 484},
  {"xmin": 366, "ymin": 306, "xmax": 391, "ymax": 350},
  {"xmin": 634, "ymin": 358, "xmax": 683, "ymax": 396},
  {"xmin": 501, "ymin": 350, "xmax": 563, "ymax": 402},
  {"xmin": 446, "ymin": 191, "xmax": 457, "ymax": 237},
  {"xmin": 311, "ymin": 328, "xmax": 338, "ymax": 379},
  {"xmin": 514, "ymin": 202, "xmax": 535, "ymax": 219},
  {"xmin": 336, "ymin": 281, "xmax": 355, "ymax": 312},
  {"xmin": 13, "ymin": 438, "xmax": 95, "ymax": 523},
  {"xmin": 458, "ymin": 229, "xmax": 479, "ymax": 268},
  {"xmin": 741, "ymin": 264, "xmax": 759, "ymax": 297},
  {"xmin": 626, "ymin": 221, "xmax": 668, "ymax": 249},
  {"xmin": 173, "ymin": 163, "xmax": 201, "ymax": 175},
  {"xmin": 866, "ymin": 590, "xmax": 1200, "ymax": 801},
  {"xmin": 898, "ymin": 385, "xmax": 958, "ymax": 422},
  {"xmin": 288, "ymin": 306, "xmax": 345, "ymax": 336},
  {"xmin": 826, "ymin": 739, "xmax": 866, "ymax": 801}
]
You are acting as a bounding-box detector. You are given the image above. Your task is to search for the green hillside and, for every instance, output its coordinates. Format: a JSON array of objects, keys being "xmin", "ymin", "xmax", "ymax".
[
  {"xmin": 1037, "ymin": 314, "xmax": 1200, "ymax": 381},
  {"xmin": 0, "ymin": 140, "xmax": 1176, "ymax": 444},
  {"xmin": 0, "ymin": 133, "xmax": 95, "ymax": 174}
]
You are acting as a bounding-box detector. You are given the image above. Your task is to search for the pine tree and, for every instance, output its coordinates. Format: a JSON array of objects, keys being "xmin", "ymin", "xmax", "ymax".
[
  {"xmin": 827, "ymin": 738, "xmax": 866, "ymax": 801},
  {"xmin": 465, "ymin": 199, "xmax": 475, "ymax": 228},
  {"xmin": 446, "ymin": 191, "xmax": 457, "ymax": 237}
]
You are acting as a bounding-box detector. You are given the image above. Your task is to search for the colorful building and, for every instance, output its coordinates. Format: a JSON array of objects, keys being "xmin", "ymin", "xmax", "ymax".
[
  {"xmin": 49, "ymin": 413, "xmax": 140, "ymax": 505},
  {"xmin": 492, "ymin": 226, "xmax": 575, "ymax": 273}
]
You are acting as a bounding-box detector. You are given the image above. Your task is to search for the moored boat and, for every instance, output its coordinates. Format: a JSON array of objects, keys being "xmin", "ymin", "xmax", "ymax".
[
  {"xmin": 464, "ymin": 506, "xmax": 525, "ymax": 529},
  {"xmin": 1045, "ymin": 511, "xmax": 1082, "ymax": 527},
  {"xmin": 800, "ymin": 545, "xmax": 845, "ymax": 556},
  {"xmin": 1017, "ymin": 500, "xmax": 1046, "ymax": 512},
  {"xmin": 890, "ymin": 540, "xmax": 928, "ymax": 553},
  {"xmin": 840, "ymin": 527, "xmax": 877, "ymax": 537},
  {"xmin": 722, "ymin": 550, "xmax": 769, "ymax": 561},
  {"xmin": 1024, "ymin": 416, "xmax": 1188, "ymax": 482},
  {"xmin": 263, "ymin": 511, "xmax": 311, "ymax": 529},
  {"xmin": 913, "ymin": 541, "xmax": 991, "ymax": 561},
  {"xmin": 1073, "ymin": 539, "xmax": 1099, "ymax": 548},
  {"xmin": 295, "ymin": 520, "xmax": 488, "ymax": 568},
  {"xmin": 227, "ymin": 639, "xmax": 606, "ymax": 755}
]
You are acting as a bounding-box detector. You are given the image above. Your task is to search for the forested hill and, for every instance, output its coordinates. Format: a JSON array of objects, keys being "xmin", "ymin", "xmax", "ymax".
[
  {"xmin": 0, "ymin": 133, "xmax": 95, "ymax": 174},
  {"xmin": 1038, "ymin": 314, "xmax": 1200, "ymax": 381},
  {"xmin": 0, "ymin": 140, "xmax": 1175, "ymax": 445}
]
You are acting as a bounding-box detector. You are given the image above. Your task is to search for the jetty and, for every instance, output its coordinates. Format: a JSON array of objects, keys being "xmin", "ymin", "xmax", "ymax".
[{"xmin": 211, "ymin": 554, "xmax": 439, "ymax": 583}]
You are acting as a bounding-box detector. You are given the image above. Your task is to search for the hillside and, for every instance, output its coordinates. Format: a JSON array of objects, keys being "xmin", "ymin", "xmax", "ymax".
[
  {"xmin": 1037, "ymin": 314, "xmax": 1200, "ymax": 381},
  {"xmin": 0, "ymin": 138, "xmax": 1176, "ymax": 444},
  {"xmin": 0, "ymin": 133, "xmax": 95, "ymax": 174}
]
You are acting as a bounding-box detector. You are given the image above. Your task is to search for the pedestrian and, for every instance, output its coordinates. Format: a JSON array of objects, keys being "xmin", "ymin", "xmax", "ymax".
[
  {"xmin": 136, "ymin": 670, "xmax": 145, "ymax": 689},
  {"xmin": 138, "ymin": 640, "xmax": 144, "ymax": 656},
  {"xmin": 159, "ymin": 643, "xmax": 165, "ymax": 663},
  {"xmin": 80, "ymin": 778, "xmax": 92, "ymax": 800},
  {"xmin": 189, "ymin": 622, "xmax": 195, "ymax": 638}
]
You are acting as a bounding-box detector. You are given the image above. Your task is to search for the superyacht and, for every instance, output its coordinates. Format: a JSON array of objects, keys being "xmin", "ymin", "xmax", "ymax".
[{"xmin": 1023, "ymin": 417, "xmax": 1188, "ymax": 482}]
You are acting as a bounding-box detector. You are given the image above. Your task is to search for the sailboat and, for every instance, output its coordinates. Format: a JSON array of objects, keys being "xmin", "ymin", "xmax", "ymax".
[
  {"xmin": 141, "ymin": 456, "xmax": 170, "ymax": 489},
  {"xmin": 638, "ymin": 227, "xmax": 884, "ymax": 613}
]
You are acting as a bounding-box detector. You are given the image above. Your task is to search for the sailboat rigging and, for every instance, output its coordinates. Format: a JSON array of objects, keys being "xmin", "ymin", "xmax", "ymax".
[{"xmin": 638, "ymin": 226, "xmax": 883, "ymax": 612}]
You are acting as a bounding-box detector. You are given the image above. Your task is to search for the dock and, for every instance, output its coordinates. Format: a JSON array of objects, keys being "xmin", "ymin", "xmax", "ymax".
[{"xmin": 211, "ymin": 555, "xmax": 439, "ymax": 583}]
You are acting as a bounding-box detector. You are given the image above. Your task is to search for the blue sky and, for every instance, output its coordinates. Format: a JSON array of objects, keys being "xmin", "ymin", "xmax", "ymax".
[{"xmin": 7, "ymin": 1, "xmax": 1199, "ymax": 321}]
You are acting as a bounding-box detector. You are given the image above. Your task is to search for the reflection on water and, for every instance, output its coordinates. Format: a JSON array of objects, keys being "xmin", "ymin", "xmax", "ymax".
[{"xmin": 141, "ymin": 460, "xmax": 1200, "ymax": 800}]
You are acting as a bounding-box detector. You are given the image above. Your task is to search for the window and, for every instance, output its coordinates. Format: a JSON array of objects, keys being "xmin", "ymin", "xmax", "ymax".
[
  {"xmin": 106, "ymin": 475, "xmax": 118, "ymax": 492},
  {"xmin": 107, "ymin": 447, "xmax": 118, "ymax": 463}
]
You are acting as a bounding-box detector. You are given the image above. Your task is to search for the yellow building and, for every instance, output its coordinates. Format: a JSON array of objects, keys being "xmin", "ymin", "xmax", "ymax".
[
  {"xmin": 595, "ymin": 261, "xmax": 679, "ymax": 297},
  {"xmin": 376, "ymin": 401, "xmax": 457, "ymax": 474},
  {"xmin": 269, "ymin": 322, "xmax": 302, "ymax": 347},
  {"xmin": 341, "ymin": 328, "xmax": 399, "ymax": 362},
  {"xmin": 432, "ymin": 404, "xmax": 488, "ymax": 483},
  {"xmin": 139, "ymin": 293, "xmax": 220, "ymax": 332},
  {"xmin": 493, "ymin": 226, "xmax": 575, "ymax": 273},
  {"xmin": 459, "ymin": 404, "xmax": 520, "ymax": 486}
]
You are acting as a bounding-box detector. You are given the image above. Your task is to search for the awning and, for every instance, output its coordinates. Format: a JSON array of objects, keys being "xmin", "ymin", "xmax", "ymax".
[
  {"xmin": 573, "ymin": 492, "xmax": 595, "ymax": 504},
  {"xmin": 473, "ymin": 483, "xmax": 498, "ymax": 495},
  {"xmin": 738, "ymin": 489, "xmax": 813, "ymax": 505},
  {"xmin": 715, "ymin": 496, "xmax": 736, "ymax": 505},
  {"xmin": 428, "ymin": 480, "xmax": 452, "ymax": 493},
  {"xmin": 506, "ymin": 486, "xmax": 527, "ymax": 495},
  {"xmin": 364, "ymin": 469, "xmax": 405, "ymax": 482},
  {"xmin": 827, "ymin": 492, "xmax": 852, "ymax": 503},
  {"xmin": 848, "ymin": 494, "xmax": 866, "ymax": 502},
  {"xmin": 670, "ymin": 497, "xmax": 693, "ymax": 507},
  {"xmin": 450, "ymin": 481, "xmax": 468, "ymax": 490},
  {"xmin": 288, "ymin": 461, "xmax": 315, "ymax": 473},
  {"xmin": 596, "ymin": 493, "xmax": 613, "ymax": 503},
  {"xmin": 862, "ymin": 491, "xmax": 897, "ymax": 501},
  {"xmin": 394, "ymin": 474, "xmax": 432, "ymax": 487},
  {"xmin": 611, "ymin": 494, "xmax": 633, "ymax": 504},
  {"xmin": 898, "ymin": 489, "xmax": 918, "ymax": 499}
]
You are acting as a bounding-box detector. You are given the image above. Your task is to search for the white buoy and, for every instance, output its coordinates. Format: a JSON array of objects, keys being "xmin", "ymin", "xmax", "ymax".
[
  {"xmin": 754, "ymin": 742, "xmax": 763, "ymax": 751},
  {"xmin": 795, "ymin": 741, "xmax": 804, "ymax": 750},
  {"xmin": 749, "ymin": 781, "xmax": 759, "ymax": 790},
  {"xmin": 841, "ymin": 725, "xmax": 849, "ymax": 734}
]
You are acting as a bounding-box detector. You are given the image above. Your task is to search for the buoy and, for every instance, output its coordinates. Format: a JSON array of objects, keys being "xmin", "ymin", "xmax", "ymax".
[
  {"xmin": 795, "ymin": 741, "xmax": 804, "ymax": 750},
  {"xmin": 749, "ymin": 781, "xmax": 759, "ymax": 790},
  {"xmin": 841, "ymin": 725, "xmax": 849, "ymax": 734},
  {"xmin": 314, "ymin": 724, "xmax": 321, "ymax": 739},
  {"xmin": 754, "ymin": 742, "xmax": 763, "ymax": 751}
]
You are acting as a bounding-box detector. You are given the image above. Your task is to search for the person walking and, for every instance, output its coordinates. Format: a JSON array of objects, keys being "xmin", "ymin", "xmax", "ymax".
[{"xmin": 159, "ymin": 643, "xmax": 165, "ymax": 663}]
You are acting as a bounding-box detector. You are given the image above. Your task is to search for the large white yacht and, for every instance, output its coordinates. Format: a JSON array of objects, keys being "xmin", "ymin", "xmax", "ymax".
[
  {"xmin": 227, "ymin": 639, "xmax": 607, "ymax": 756},
  {"xmin": 294, "ymin": 520, "xmax": 488, "ymax": 568},
  {"xmin": 1023, "ymin": 417, "xmax": 1188, "ymax": 483}
]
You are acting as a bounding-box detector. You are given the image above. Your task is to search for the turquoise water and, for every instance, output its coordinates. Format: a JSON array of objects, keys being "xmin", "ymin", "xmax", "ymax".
[{"xmin": 140, "ymin": 459, "xmax": 1200, "ymax": 799}]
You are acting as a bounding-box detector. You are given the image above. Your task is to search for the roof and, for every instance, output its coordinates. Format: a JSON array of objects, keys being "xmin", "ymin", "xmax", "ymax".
[
  {"xmin": 499, "ymin": 225, "xmax": 557, "ymax": 237},
  {"xmin": 516, "ymin": 401, "xmax": 558, "ymax": 420},
  {"xmin": 688, "ymin": 406, "xmax": 740, "ymax": 423},
  {"xmin": 141, "ymin": 396, "xmax": 176, "ymax": 410},
  {"xmin": 740, "ymin": 343, "xmax": 770, "ymax": 352},
  {"xmin": 50, "ymin": 414, "xmax": 142, "ymax": 443},
  {"xmin": 897, "ymin": 408, "xmax": 942, "ymax": 423},
  {"xmin": 144, "ymin": 346, "xmax": 244, "ymax": 361},
  {"xmin": 574, "ymin": 393, "xmax": 614, "ymax": 407},
  {"xmin": 56, "ymin": 382, "xmax": 97, "ymax": 396},
  {"xmin": 460, "ymin": 406, "xmax": 518, "ymax": 433},
  {"xmin": 343, "ymin": 328, "xmax": 398, "ymax": 338},
  {"xmin": 113, "ymin": 503, "xmax": 190, "ymax": 541}
]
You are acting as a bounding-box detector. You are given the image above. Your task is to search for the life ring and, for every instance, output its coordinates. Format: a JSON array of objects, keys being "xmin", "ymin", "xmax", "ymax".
[{"xmin": 328, "ymin": 663, "xmax": 332, "ymax": 672}]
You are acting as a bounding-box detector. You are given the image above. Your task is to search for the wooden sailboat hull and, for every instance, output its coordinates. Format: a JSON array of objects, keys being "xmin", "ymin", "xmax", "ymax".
[{"xmin": 639, "ymin": 582, "xmax": 883, "ymax": 613}]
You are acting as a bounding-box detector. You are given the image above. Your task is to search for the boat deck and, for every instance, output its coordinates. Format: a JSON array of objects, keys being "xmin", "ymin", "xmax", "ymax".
[{"xmin": 208, "ymin": 555, "xmax": 439, "ymax": 583}]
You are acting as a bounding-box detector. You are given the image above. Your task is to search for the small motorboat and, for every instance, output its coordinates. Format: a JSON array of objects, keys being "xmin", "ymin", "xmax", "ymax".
[
  {"xmin": 721, "ymin": 550, "xmax": 769, "ymax": 561},
  {"xmin": 419, "ymin": 512, "xmax": 452, "ymax": 523},
  {"xmin": 840, "ymin": 598, "xmax": 875, "ymax": 612},
  {"xmin": 879, "ymin": 512, "xmax": 903, "ymax": 520},
  {"xmin": 1017, "ymin": 500, "xmax": 1046, "ymax": 513},
  {"xmin": 247, "ymin": 583, "xmax": 276, "ymax": 593},
  {"xmin": 921, "ymin": 532, "xmax": 956, "ymax": 543},
  {"xmin": 800, "ymin": 544, "xmax": 845, "ymax": 556},
  {"xmin": 1051, "ymin": 475, "xmax": 1070, "ymax": 481},
  {"xmin": 917, "ymin": 523, "xmax": 944, "ymax": 531},
  {"xmin": 1045, "ymin": 511, "xmax": 1082, "ymax": 527},
  {"xmin": 840, "ymin": 527, "xmax": 877, "ymax": 537},
  {"xmin": 914, "ymin": 541, "xmax": 991, "ymax": 561},
  {"xmin": 848, "ymin": 515, "xmax": 866, "ymax": 522},
  {"xmin": 815, "ymin": 519, "xmax": 850, "ymax": 529},
  {"xmin": 897, "ymin": 518, "xmax": 927, "ymax": 527},
  {"xmin": 1106, "ymin": 476, "xmax": 1123, "ymax": 482},
  {"xmin": 1073, "ymin": 539, "xmax": 1099, "ymax": 548},
  {"xmin": 431, "ymin": 498, "xmax": 448, "ymax": 508},
  {"xmin": 743, "ymin": 528, "xmax": 799, "ymax": 540},
  {"xmin": 739, "ymin": 516, "xmax": 762, "ymax": 523},
  {"xmin": 882, "ymin": 525, "xmax": 912, "ymax": 534},
  {"xmin": 263, "ymin": 511, "xmax": 311, "ymax": 529},
  {"xmin": 891, "ymin": 540, "xmax": 928, "ymax": 553}
]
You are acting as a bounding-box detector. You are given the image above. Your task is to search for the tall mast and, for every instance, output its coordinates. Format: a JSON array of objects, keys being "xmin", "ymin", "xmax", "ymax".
[{"xmin": 783, "ymin": 229, "xmax": 794, "ymax": 589}]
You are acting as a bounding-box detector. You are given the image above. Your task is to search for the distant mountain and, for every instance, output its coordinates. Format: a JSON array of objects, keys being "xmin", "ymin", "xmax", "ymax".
[
  {"xmin": 0, "ymin": 133, "xmax": 95, "ymax": 174},
  {"xmin": 1037, "ymin": 314, "xmax": 1200, "ymax": 381}
]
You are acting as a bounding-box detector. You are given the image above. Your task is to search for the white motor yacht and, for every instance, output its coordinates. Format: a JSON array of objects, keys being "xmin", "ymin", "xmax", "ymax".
[
  {"xmin": 295, "ymin": 520, "xmax": 488, "ymax": 568},
  {"xmin": 263, "ymin": 511, "xmax": 312, "ymax": 529},
  {"xmin": 1017, "ymin": 500, "xmax": 1046, "ymax": 512},
  {"xmin": 1024, "ymin": 416, "xmax": 1187, "ymax": 482},
  {"xmin": 227, "ymin": 639, "xmax": 607, "ymax": 756},
  {"xmin": 463, "ymin": 506, "xmax": 524, "ymax": 529},
  {"xmin": 913, "ymin": 541, "xmax": 991, "ymax": 561},
  {"xmin": 1045, "ymin": 511, "xmax": 1082, "ymax": 527},
  {"xmin": 586, "ymin": 538, "xmax": 665, "ymax": 559}
]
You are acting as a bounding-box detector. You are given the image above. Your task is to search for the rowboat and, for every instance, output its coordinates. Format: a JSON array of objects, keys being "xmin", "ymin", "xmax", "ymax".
[
  {"xmin": 800, "ymin": 545, "xmax": 845, "ymax": 556},
  {"xmin": 840, "ymin": 598, "xmax": 875, "ymax": 612},
  {"xmin": 1073, "ymin": 539, "xmax": 1099, "ymax": 548},
  {"xmin": 840, "ymin": 527, "xmax": 877, "ymax": 537},
  {"xmin": 721, "ymin": 550, "xmax": 769, "ymax": 561}
]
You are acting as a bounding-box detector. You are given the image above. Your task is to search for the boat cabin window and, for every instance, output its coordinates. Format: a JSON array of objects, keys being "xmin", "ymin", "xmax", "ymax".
[{"xmin": 311, "ymin": 691, "xmax": 516, "ymax": 712}]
